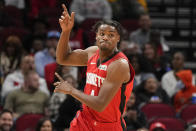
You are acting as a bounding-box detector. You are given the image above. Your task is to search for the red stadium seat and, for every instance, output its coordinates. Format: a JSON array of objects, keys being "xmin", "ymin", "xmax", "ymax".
[
  {"xmin": 141, "ymin": 103, "xmax": 176, "ymax": 121},
  {"xmin": 11, "ymin": 18, "xmax": 24, "ymax": 27},
  {"xmin": 3, "ymin": 5, "xmax": 23, "ymax": 19},
  {"xmin": 150, "ymin": 117, "xmax": 185, "ymax": 131},
  {"xmin": 84, "ymin": 31, "xmax": 96, "ymax": 47},
  {"xmin": 44, "ymin": 62, "xmax": 57, "ymax": 93},
  {"xmin": 15, "ymin": 113, "xmax": 44, "ymax": 131},
  {"xmin": 39, "ymin": 7, "xmax": 61, "ymax": 18},
  {"xmin": 180, "ymin": 104, "xmax": 196, "ymax": 123},
  {"xmin": 119, "ymin": 19, "xmax": 139, "ymax": 33},
  {"xmin": 47, "ymin": 17, "xmax": 61, "ymax": 30}
]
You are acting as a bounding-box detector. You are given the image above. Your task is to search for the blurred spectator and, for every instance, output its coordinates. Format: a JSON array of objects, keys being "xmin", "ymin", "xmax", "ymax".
[
  {"xmin": 54, "ymin": 95, "xmax": 81, "ymax": 130},
  {"xmin": 137, "ymin": 128, "xmax": 149, "ymax": 131},
  {"xmin": 54, "ymin": 77, "xmax": 81, "ymax": 130},
  {"xmin": 70, "ymin": 0, "xmax": 112, "ymax": 24},
  {"xmin": 162, "ymin": 52, "xmax": 195, "ymax": 98},
  {"xmin": 149, "ymin": 122, "xmax": 166, "ymax": 131},
  {"xmin": 129, "ymin": 12, "xmax": 151, "ymax": 47},
  {"xmin": 119, "ymin": 40, "xmax": 142, "ymax": 56},
  {"xmin": 30, "ymin": 37, "xmax": 44, "ymax": 55},
  {"xmin": 36, "ymin": 117, "xmax": 53, "ymax": 131},
  {"xmin": 4, "ymin": 0, "xmax": 25, "ymax": 9},
  {"xmin": 124, "ymin": 92, "xmax": 147, "ymax": 130},
  {"xmin": 24, "ymin": 18, "xmax": 48, "ymax": 52},
  {"xmin": 0, "ymin": 35, "xmax": 25, "ymax": 82},
  {"xmin": 48, "ymin": 74, "xmax": 77, "ymax": 122},
  {"xmin": 143, "ymin": 43, "xmax": 171, "ymax": 80},
  {"xmin": 108, "ymin": 0, "xmax": 145, "ymax": 20},
  {"xmin": 128, "ymin": 54, "xmax": 154, "ymax": 88},
  {"xmin": 0, "ymin": 109, "xmax": 13, "ymax": 131},
  {"xmin": 174, "ymin": 70, "xmax": 196, "ymax": 112},
  {"xmin": 4, "ymin": 70, "xmax": 49, "ymax": 119},
  {"xmin": 135, "ymin": 73, "xmax": 170, "ymax": 106},
  {"xmin": 1, "ymin": 55, "xmax": 49, "ymax": 101},
  {"xmin": 149, "ymin": 29, "xmax": 169, "ymax": 54},
  {"xmin": 34, "ymin": 30, "xmax": 59, "ymax": 77},
  {"xmin": 129, "ymin": 12, "xmax": 167, "ymax": 51},
  {"xmin": 187, "ymin": 124, "xmax": 196, "ymax": 131},
  {"xmin": 31, "ymin": 18, "xmax": 48, "ymax": 38}
]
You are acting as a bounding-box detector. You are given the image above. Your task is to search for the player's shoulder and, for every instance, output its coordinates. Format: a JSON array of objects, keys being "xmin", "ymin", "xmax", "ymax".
[
  {"xmin": 109, "ymin": 58, "xmax": 129, "ymax": 72},
  {"xmin": 107, "ymin": 58, "xmax": 130, "ymax": 82},
  {"xmin": 85, "ymin": 46, "xmax": 98, "ymax": 52},
  {"xmin": 85, "ymin": 46, "xmax": 99, "ymax": 59}
]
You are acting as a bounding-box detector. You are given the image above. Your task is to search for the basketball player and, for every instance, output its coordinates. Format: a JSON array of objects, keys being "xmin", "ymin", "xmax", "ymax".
[{"xmin": 54, "ymin": 4, "xmax": 135, "ymax": 131}]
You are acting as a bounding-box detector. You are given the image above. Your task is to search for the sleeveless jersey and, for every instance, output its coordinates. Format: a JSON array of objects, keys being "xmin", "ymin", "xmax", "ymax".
[{"xmin": 83, "ymin": 50, "xmax": 135, "ymax": 123}]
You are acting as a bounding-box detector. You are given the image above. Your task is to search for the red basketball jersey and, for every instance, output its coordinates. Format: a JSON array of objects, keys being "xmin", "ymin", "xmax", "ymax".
[{"xmin": 83, "ymin": 50, "xmax": 135, "ymax": 123}]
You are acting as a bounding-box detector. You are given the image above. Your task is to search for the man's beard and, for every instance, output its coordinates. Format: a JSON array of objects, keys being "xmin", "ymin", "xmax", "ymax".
[
  {"xmin": 0, "ymin": 124, "xmax": 11, "ymax": 131},
  {"xmin": 29, "ymin": 86, "xmax": 38, "ymax": 93}
]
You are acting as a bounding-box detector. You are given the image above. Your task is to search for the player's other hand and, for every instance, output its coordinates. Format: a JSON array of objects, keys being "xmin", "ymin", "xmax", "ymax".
[
  {"xmin": 53, "ymin": 72, "xmax": 73, "ymax": 94},
  {"xmin": 59, "ymin": 4, "xmax": 75, "ymax": 32}
]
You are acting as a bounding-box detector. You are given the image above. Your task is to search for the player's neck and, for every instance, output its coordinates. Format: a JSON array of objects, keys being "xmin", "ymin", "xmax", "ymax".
[{"xmin": 99, "ymin": 48, "xmax": 118, "ymax": 63}]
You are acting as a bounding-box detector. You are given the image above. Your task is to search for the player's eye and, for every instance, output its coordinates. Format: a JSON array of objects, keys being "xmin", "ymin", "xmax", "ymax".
[
  {"xmin": 100, "ymin": 33, "xmax": 104, "ymax": 36},
  {"xmin": 109, "ymin": 34, "xmax": 114, "ymax": 37}
]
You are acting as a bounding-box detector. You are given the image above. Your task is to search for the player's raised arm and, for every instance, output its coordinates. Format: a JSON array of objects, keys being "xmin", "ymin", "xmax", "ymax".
[{"xmin": 56, "ymin": 4, "xmax": 97, "ymax": 66}]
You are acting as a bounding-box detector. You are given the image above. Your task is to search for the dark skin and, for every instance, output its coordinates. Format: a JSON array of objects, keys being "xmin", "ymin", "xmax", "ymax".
[{"xmin": 54, "ymin": 4, "xmax": 130, "ymax": 112}]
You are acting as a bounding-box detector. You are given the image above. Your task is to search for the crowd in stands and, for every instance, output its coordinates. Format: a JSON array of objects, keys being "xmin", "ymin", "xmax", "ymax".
[{"xmin": 0, "ymin": 0, "xmax": 196, "ymax": 131}]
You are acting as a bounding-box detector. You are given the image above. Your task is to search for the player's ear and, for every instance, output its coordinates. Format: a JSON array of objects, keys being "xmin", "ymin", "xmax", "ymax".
[
  {"xmin": 95, "ymin": 33, "xmax": 99, "ymax": 40},
  {"xmin": 117, "ymin": 35, "xmax": 120, "ymax": 42}
]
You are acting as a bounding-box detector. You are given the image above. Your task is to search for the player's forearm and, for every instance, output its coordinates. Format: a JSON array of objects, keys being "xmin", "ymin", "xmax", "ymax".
[
  {"xmin": 70, "ymin": 88, "xmax": 106, "ymax": 112},
  {"xmin": 56, "ymin": 31, "xmax": 72, "ymax": 64}
]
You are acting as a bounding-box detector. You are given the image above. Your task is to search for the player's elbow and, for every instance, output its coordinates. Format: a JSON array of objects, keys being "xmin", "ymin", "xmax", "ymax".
[
  {"xmin": 56, "ymin": 52, "xmax": 71, "ymax": 65},
  {"xmin": 56, "ymin": 57, "xmax": 64, "ymax": 65},
  {"xmin": 56, "ymin": 56, "xmax": 69, "ymax": 65}
]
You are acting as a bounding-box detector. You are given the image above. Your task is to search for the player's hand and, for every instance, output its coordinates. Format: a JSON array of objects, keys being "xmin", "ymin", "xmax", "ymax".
[
  {"xmin": 59, "ymin": 4, "xmax": 75, "ymax": 32},
  {"xmin": 53, "ymin": 72, "xmax": 73, "ymax": 94}
]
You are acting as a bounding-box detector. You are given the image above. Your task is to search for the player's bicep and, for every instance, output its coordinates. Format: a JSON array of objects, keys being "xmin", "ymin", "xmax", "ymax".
[
  {"xmin": 97, "ymin": 60, "xmax": 130, "ymax": 109},
  {"xmin": 59, "ymin": 46, "xmax": 98, "ymax": 66}
]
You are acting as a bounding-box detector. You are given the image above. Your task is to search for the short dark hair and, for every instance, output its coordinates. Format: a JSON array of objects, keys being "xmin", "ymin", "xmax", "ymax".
[
  {"xmin": 92, "ymin": 20, "xmax": 123, "ymax": 43},
  {"xmin": 36, "ymin": 117, "xmax": 53, "ymax": 131},
  {"xmin": 0, "ymin": 109, "xmax": 13, "ymax": 117},
  {"xmin": 173, "ymin": 51, "xmax": 186, "ymax": 61}
]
